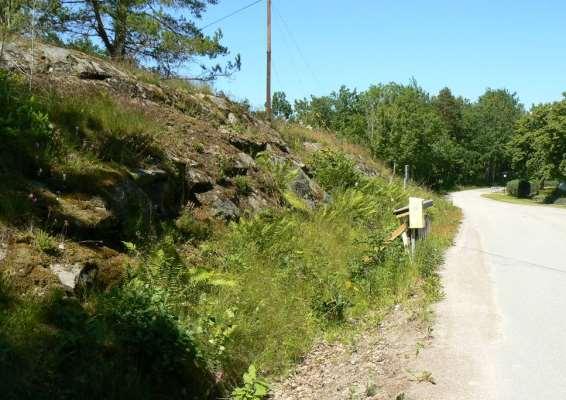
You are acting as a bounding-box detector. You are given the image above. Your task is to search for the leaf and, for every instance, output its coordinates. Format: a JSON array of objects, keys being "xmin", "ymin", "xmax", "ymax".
[{"xmin": 122, "ymin": 241, "xmax": 137, "ymax": 252}]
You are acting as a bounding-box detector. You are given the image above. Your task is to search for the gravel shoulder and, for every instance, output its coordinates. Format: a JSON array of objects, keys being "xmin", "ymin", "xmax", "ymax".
[{"xmin": 270, "ymin": 305, "xmax": 432, "ymax": 400}]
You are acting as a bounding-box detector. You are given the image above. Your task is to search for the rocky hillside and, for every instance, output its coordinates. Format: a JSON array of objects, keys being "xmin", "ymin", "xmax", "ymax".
[
  {"xmin": 0, "ymin": 41, "xmax": 458, "ymax": 400},
  {"xmin": 0, "ymin": 40, "xmax": 338, "ymax": 293}
]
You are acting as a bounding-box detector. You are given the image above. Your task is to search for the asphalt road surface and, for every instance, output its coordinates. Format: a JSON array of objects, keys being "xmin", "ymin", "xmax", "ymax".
[{"xmin": 408, "ymin": 189, "xmax": 566, "ymax": 400}]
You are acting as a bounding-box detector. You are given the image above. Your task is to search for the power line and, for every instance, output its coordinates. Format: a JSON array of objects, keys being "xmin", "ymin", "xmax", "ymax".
[
  {"xmin": 200, "ymin": 0, "xmax": 264, "ymax": 31},
  {"xmin": 272, "ymin": 12, "xmax": 306, "ymax": 91},
  {"xmin": 273, "ymin": 2, "xmax": 322, "ymax": 90}
]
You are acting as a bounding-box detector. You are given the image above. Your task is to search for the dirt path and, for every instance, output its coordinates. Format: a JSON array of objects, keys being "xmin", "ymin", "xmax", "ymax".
[{"xmin": 270, "ymin": 306, "xmax": 431, "ymax": 400}]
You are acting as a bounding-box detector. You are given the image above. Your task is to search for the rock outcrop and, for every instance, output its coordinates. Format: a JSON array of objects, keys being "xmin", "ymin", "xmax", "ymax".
[{"xmin": 0, "ymin": 40, "xmax": 331, "ymax": 295}]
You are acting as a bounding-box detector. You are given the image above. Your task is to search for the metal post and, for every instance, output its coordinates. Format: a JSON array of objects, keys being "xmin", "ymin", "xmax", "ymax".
[
  {"xmin": 390, "ymin": 162, "xmax": 396, "ymax": 185},
  {"xmin": 403, "ymin": 164, "xmax": 409, "ymax": 190}
]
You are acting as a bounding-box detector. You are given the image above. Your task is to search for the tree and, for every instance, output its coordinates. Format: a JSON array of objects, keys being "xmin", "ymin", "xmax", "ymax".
[
  {"xmin": 364, "ymin": 82, "xmax": 460, "ymax": 187},
  {"xmin": 331, "ymin": 86, "xmax": 366, "ymax": 142},
  {"xmin": 509, "ymin": 98, "xmax": 566, "ymax": 183},
  {"xmin": 46, "ymin": 0, "xmax": 240, "ymax": 78},
  {"xmin": 294, "ymin": 95, "xmax": 334, "ymax": 129},
  {"xmin": 272, "ymin": 91, "xmax": 293, "ymax": 119},
  {"xmin": 462, "ymin": 89, "xmax": 524, "ymax": 184},
  {"xmin": 432, "ymin": 87, "xmax": 465, "ymax": 142}
]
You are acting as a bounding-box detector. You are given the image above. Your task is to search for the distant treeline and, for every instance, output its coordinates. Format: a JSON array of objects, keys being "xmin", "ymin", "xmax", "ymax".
[{"xmin": 272, "ymin": 81, "xmax": 566, "ymax": 189}]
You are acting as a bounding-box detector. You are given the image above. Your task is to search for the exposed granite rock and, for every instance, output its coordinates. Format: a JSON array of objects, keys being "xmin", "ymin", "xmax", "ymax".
[
  {"xmin": 289, "ymin": 169, "xmax": 326, "ymax": 209},
  {"xmin": 50, "ymin": 262, "xmax": 97, "ymax": 291},
  {"xmin": 1, "ymin": 41, "xmax": 127, "ymax": 79},
  {"xmin": 234, "ymin": 152, "xmax": 256, "ymax": 171},
  {"xmin": 196, "ymin": 187, "xmax": 240, "ymax": 221}
]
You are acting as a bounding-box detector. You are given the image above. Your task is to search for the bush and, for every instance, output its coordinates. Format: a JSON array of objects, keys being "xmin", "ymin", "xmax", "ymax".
[
  {"xmin": 506, "ymin": 179, "xmax": 539, "ymax": 198},
  {"xmin": 309, "ymin": 149, "xmax": 361, "ymax": 191},
  {"xmin": 175, "ymin": 210, "xmax": 211, "ymax": 240},
  {"xmin": 234, "ymin": 175, "xmax": 252, "ymax": 196},
  {"xmin": 0, "ymin": 71, "xmax": 55, "ymax": 173}
]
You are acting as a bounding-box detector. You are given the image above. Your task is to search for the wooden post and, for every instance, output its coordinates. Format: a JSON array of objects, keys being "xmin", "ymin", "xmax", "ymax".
[
  {"xmin": 403, "ymin": 164, "xmax": 409, "ymax": 190},
  {"xmin": 265, "ymin": 0, "xmax": 272, "ymax": 122},
  {"xmin": 390, "ymin": 162, "xmax": 396, "ymax": 184}
]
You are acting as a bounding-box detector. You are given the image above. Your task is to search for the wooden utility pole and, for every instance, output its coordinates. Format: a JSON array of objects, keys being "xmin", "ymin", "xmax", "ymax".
[{"xmin": 266, "ymin": 0, "xmax": 272, "ymax": 121}]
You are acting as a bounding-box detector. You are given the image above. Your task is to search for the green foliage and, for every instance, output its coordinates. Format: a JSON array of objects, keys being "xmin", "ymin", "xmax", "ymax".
[
  {"xmin": 309, "ymin": 149, "xmax": 361, "ymax": 191},
  {"xmin": 38, "ymin": 0, "xmax": 240, "ymax": 78},
  {"xmin": 234, "ymin": 175, "xmax": 252, "ymax": 196},
  {"xmin": 272, "ymin": 91, "xmax": 293, "ymax": 120},
  {"xmin": 0, "ymin": 280, "xmax": 216, "ymax": 399},
  {"xmin": 506, "ymin": 179, "xmax": 539, "ymax": 198},
  {"xmin": 294, "ymin": 81, "xmax": 525, "ymax": 188},
  {"xmin": 46, "ymin": 91, "xmax": 164, "ymax": 168},
  {"xmin": 509, "ymin": 98, "xmax": 566, "ymax": 182},
  {"xmin": 231, "ymin": 365, "xmax": 269, "ymax": 400},
  {"xmin": 33, "ymin": 229, "xmax": 57, "ymax": 254},
  {"xmin": 256, "ymin": 152, "xmax": 300, "ymax": 198},
  {"xmin": 294, "ymin": 86, "xmax": 366, "ymax": 142},
  {"xmin": 463, "ymin": 89, "xmax": 524, "ymax": 184},
  {"xmin": 1, "ymin": 0, "xmax": 28, "ymax": 55},
  {"xmin": 0, "ymin": 71, "xmax": 54, "ymax": 172},
  {"xmin": 175, "ymin": 210, "xmax": 212, "ymax": 240}
]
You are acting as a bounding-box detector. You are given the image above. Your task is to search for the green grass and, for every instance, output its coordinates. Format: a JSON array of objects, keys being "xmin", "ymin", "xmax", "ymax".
[
  {"xmin": 482, "ymin": 192, "xmax": 566, "ymax": 208},
  {"xmin": 0, "ymin": 72, "xmax": 462, "ymax": 398}
]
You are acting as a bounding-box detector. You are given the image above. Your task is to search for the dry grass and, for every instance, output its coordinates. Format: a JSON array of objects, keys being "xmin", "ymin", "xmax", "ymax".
[{"xmin": 275, "ymin": 123, "xmax": 390, "ymax": 176}]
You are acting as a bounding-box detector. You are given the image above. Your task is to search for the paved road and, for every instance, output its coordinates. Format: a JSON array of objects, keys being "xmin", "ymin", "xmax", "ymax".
[{"xmin": 408, "ymin": 189, "xmax": 566, "ymax": 400}]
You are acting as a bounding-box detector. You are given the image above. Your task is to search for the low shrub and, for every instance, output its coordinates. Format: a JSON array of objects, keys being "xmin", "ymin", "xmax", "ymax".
[
  {"xmin": 309, "ymin": 149, "xmax": 361, "ymax": 191},
  {"xmin": 33, "ymin": 229, "xmax": 58, "ymax": 255},
  {"xmin": 175, "ymin": 210, "xmax": 211, "ymax": 240},
  {"xmin": 506, "ymin": 179, "xmax": 539, "ymax": 198},
  {"xmin": 0, "ymin": 71, "xmax": 55, "ymax": 173},
  {"xmin": 234, "ymin": 176, "xmax": 252, "ymax": 196}
]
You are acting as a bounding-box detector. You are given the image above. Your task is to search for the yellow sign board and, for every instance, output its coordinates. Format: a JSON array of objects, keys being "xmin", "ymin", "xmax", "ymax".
[{"xmin": 409, "ymin": 197, "xmax": 424, "ymax": 229}]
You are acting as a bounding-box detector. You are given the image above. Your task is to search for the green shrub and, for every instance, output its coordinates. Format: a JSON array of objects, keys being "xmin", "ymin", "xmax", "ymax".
[
  {"xmin": 0, "ymin": 71, "xmax": 55, "ymax": 172},
  {"xmin": 33, "ymin": 229, "xmax": 58, "ymax": 254},
  {"xmin": 234, "ymin": 175, "xmax": 252, "ymax": 196},
  {"xmin": 309, "ymin": 149, "xmax": 361, "ymax": 191},
  {"xmin": 175, "ymin": 210, "xmax": 211, "ymax": 240},
  {"xmin": 506, "ymin": 179, "xmax": 538, "ymax": 198},
  {"xmin": 231, "ymin": 365, "xmax": 269, "ymax": 400}
]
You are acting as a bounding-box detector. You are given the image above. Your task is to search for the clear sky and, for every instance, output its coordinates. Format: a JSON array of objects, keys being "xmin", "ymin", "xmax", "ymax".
[{"xmin": 193, "ymin": 0, "xmax": 566, "ymax": 109}]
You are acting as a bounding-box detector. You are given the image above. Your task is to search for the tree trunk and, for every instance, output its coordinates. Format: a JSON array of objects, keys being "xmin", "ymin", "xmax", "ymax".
[{"xmin": 110, "ymin": 0, "xmax": 128, "ymax": 59}]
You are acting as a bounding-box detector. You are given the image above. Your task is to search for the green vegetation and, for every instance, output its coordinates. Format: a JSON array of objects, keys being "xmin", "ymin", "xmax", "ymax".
[
  {"xmin": 231, "ymin": 365, "xmax": 270, "ymax": 400},
  {"xmin": 272, "ymin": 91, "xmax": 293, "ymax": 120},
  {"xmin": 483, "ymin": 192, "xmax": 566, "ymax": 208},
  {"xmin": 509, "ymin": 96, "xmax": 566, "ymax": 184},
  {"xmin": 33, "ymin": 229, "xmax": 58, "ymax": 254},
  {"xmin": 234, "ymin": 175, "xmax": 253, "ymax": 196},
  {"xmin": 287, "ymin": 83, "xmax": 526, "ymax": 189},
  {"xmin": 506, "ymin": 179, "xmax": 539, "ymax": 198},
  {"xmin": 0, "ymin": 58, "xmax": 462, "ymax": 398},
  {"xmin": 6, "ymin": 0, "xmax": 239, "ymax": 78},
  {"xmin": 278, "ymin": 79, "xmax": 557, "ymax": 191}
]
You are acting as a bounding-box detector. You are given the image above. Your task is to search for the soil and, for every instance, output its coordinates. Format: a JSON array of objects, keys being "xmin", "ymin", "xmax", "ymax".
[{"xmin": 270, "ymin": 305, "xmax": 437, "ymax": 400}]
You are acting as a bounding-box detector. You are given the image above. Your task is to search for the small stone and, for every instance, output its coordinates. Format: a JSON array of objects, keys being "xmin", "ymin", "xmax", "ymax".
[
  {"xmin": 227, "ymin": 112, "xmax": 239, "ymax": 125},
  {"xmin": 50, "ymin": 262, "xmax": 97, "ymax": 291},
  {"xmin": 234, "ymin": 152, "xmax": 256, "ymax": 170}
]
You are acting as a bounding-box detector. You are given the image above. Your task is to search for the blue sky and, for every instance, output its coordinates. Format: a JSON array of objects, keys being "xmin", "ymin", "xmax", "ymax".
[{"xmin": 193, "ymin": 0, "xmax": 566, "ymax": 109}]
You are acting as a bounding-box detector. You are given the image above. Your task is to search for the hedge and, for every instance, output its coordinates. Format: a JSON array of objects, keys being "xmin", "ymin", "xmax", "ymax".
[{"xmin": 506, "ymin": 179, "xmax": 539, "ymax": 198}]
